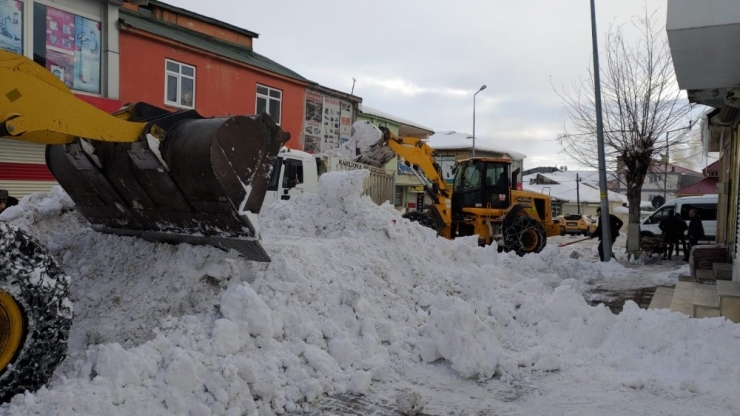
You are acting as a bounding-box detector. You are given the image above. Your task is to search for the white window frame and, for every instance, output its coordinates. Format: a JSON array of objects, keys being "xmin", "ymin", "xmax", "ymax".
[
  {"xmin": 255, "ymin": 84, "xmax": 282, "ymax": 125},
  {"xmin": 164, "ymin": 59, "xmax": 196, "ymax": 109}
]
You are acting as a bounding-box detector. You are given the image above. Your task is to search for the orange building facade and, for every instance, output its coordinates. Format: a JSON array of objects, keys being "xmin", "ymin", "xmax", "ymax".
[{"xmin": 118, "ymin": 1, "xmax": 311, "ymax": 149}]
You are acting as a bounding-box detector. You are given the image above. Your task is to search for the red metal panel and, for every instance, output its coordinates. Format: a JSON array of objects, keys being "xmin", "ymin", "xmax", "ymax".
[{"xmin": 0, "ymin": 162, "xmax": 55, "ymax": 181}]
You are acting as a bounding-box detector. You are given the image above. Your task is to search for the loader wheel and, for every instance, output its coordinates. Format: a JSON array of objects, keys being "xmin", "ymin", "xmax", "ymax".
[
  {"xmin": 503, "ymin": 216, "xmax": 546, "ymax": 256},
  {"xmin": 0, "ymin": 222, "xmax": 72, "ymax": 403},
  {"xmin": 402, "ymin": 211, "xmax": 438, "ymax": 231}
]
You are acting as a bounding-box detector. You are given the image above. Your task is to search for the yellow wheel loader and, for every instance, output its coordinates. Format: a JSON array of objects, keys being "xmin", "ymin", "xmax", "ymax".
[
  {"xmin": 0, "ymin": 50, "xmax": 288, "ymax": 401},
  {"xmin": 357, "ymin": 126, "xmax": 561, "ymax": 255}
]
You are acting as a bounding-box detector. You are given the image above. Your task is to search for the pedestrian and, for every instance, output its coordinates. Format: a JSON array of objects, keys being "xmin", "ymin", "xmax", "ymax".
[
  {"xmin": 684, "ymin": 208, "xmax": 705, "ymax": 261},
  {"xmin": 0, "ymin": 189, "xmax": 19, "ymax": 214},
  {"xmin": 674, "ymin": 212, "xmax": 688, "ymax": 259},
  {"xmin": 590, "ymin": 207, "xmax": 624, "ymax": 262},
  {"xmin": 658, "ymin": 210, "xmax": 682, "ymax": 260}
]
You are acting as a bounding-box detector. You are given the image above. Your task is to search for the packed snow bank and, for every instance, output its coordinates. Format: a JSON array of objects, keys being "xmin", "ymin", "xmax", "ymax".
[{"xmin": 2, "ymin": 175, "xmax": 740, "ymax": 415}]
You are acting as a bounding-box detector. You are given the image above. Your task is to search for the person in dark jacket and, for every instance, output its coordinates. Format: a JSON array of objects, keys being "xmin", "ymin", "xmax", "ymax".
[
  {"xmin": 0, "ymin": 190, "xmax": 19, "ymax": 215},
  {"xmin": 590, "ymin": 207, "xmax": 624, "ymax": 262},
  {"xmin": 674, "ymin": 212, "xmax": 689, "ymax": 259},
  {"xmin": 659, "ymin": 210, "xmax": 684, "ymax": 260},
  {"xmin": 684, "ymin": 209, "xmax": 705, "ymax": 261}
]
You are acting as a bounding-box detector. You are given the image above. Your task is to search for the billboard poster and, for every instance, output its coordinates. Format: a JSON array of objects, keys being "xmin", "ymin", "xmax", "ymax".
[
  {"xmin": 339, "ymin": 101, "xmax": 352, "ymax": 144},
  {"xmin": 304, "ymin": 91, "xmax": 323, "ymax": 153},
  {"xmin": 45, "ymin": 6, "xmax": 75, "ymax": 53},
  {"xmin": 322, "ymin": 97, "xmax": 340, "ymax": 152},
  {"xmin": 0, "ymin": 0, "xmax": 22, "ymax": 54},
  {"xmin": 46, "ymin": 48, "xmax": 75, "ymax": 86},
  {"xmin": 45, "ymin": 6, "xmax": 76, "ymax": 88},
  {"xmin": 73, "ymin": 15, "xmax": 101, "ymax": 93}
]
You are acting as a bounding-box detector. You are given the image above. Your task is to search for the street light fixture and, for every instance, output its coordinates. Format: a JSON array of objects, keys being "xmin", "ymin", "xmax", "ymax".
[{"xmin": 472, "ymin": 85, "xmax": 487, "ymax": 157}]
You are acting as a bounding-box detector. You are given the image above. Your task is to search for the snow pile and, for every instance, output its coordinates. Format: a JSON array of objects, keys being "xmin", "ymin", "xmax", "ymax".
[{"xmin": 2, "ymin": 173, "xmax": 740, "ymax": 415}]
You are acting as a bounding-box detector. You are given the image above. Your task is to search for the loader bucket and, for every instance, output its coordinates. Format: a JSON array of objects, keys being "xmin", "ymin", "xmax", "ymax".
[{"xmin": 46, "ymin": 109, "xmax": 289, "ymax": 262}]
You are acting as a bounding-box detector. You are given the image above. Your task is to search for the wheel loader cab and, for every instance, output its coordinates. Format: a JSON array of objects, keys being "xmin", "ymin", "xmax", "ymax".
[{"xmin": 452, "ymin": 159, "xmax": 511, "ymax": 215}]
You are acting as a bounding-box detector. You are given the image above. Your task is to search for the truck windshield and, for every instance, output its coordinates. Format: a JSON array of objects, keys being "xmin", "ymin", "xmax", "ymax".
[{"xmin": 267, "ymin": 157, "xmax": 283, "ymax": 191}]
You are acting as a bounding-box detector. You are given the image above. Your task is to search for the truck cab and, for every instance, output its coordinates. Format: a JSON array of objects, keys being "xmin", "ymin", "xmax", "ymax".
[{"xmin": 264, "ymin": 148, "xmax": 319, "ymax": 205}]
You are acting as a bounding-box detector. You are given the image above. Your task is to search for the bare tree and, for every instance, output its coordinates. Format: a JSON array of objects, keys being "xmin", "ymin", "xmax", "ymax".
[{"xmin": 556, "ymin": 10, "xmax": 696, "ymax": 227}]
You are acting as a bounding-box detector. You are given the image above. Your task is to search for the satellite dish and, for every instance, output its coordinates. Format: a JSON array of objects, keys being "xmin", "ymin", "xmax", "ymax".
[{"xmin": 651, "ymin": 195, "xmax": 665, "ymax": 209}]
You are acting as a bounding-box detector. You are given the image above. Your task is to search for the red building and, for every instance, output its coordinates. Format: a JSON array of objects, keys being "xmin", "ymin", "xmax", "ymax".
[
  {"xmin": 1, "ymin": 0, "xmax": 314, "ymax": 197},
  {"xmin": 118, "ymin": 1, "xmax": 312, "ymax": 149}
]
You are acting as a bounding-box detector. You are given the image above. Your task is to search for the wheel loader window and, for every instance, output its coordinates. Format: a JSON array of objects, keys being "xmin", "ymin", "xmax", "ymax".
[
  {"xmin": 256, "ymin": 84, "xmax": 282, "ymax": 125},
  {"xmin": 455, "ymin": 164, "xmax": 481, "ymax": 191},
  {"xmin": 165, "ymin": 59, "xmax": 196, "ymax": 109}
]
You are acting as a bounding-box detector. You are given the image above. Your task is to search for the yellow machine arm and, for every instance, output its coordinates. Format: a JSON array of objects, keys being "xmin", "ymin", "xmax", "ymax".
[
  {"xmin": 0, "ymin": 50, "xmax": 290, "ymax": 262},
  {"xmin": 0, "ymin": 50, "xmax": 145, "ymax": 144},
  {"xmin": 368, "ymin": 127, "xmax": 453, "ymax": 235}
]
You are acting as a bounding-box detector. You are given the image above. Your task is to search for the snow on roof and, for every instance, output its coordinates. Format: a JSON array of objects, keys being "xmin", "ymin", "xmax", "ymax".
[
  {"xmin": 522, "ymin": 170, "xmax": 625, "ymax": 203},
  {"xmin": 358, "ymin": 104, "xmax": 434, "ymax": 133},
  {"xmin": 427, "ymin": 131, "xmax": 527, "ymax": 161}
]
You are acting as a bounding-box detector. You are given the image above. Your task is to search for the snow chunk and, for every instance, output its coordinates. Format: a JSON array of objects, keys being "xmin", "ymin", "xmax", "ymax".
[
  {"xmin": 220, "ymin": 284, "xmax": 274, "ymax": 338},
  {"xmin": 419, "ymin": 295, "xmax": 503, "ymax": 379}
]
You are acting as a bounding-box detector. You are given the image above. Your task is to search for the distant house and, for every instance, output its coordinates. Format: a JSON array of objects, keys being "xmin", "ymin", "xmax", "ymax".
[
  {"xmin": 615, "ymin": 157, "xmax": 703, "ymax": 208},
  {"xmin": 676, "ymin": 160, "xmax": 719, "ymax": 197},
  {"xmin": 523, "ymin": 171, "xmax": 627, "ymax": 221}
]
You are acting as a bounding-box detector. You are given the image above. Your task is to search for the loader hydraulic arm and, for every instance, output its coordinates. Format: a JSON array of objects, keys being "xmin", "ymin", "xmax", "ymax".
[
  {"xmin": 377, "ymin": 127, "xmax": 451, "ymax": 203},
  {"xmin": 0, "ymin": 50, "xmax": 146, "ymax": 145}
]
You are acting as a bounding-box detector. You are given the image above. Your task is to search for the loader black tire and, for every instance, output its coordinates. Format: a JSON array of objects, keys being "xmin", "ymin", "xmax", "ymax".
[
  {"xmin": 402, "ymin": 210, "xmax": 438, "ymax": 231},
  {"xmin": 503, "ymin": 216, "xmax": 546, "ymax": 256},
  {"xmin": 0, "ymin": 222, "xmax": 72, "ymax": 403}
]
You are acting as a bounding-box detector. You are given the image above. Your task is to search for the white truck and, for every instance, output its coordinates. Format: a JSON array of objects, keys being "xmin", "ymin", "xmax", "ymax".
[{"xmin": 263, "ymin": 147, "xmax": 394, "ymax": 206}]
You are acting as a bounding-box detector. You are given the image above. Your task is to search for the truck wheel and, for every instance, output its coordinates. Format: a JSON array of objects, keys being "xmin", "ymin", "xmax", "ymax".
[
  {"xmin": 402, "ymin": 211, "xmax": 438, "ymax": 231},
  {"xmin": 0, "ymin": 222, "xmax": 72, "ymax": 403},
  {"xmin": 504, "ymin": 216, "xmax": 546, "ymax": 256}
]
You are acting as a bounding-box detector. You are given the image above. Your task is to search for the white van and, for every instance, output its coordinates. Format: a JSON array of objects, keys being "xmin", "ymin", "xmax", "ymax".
[{"xmin": 640, "ymin": 195, "xmax": 718, "ymax": 241}]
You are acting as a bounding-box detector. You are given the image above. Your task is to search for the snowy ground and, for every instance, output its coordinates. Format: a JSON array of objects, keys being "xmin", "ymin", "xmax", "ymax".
[{"xmin": 1, "ymin": 170, "xmax": 738, "ymax": 416}]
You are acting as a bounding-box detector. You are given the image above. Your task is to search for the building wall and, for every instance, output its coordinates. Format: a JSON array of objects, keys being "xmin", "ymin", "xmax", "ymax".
[
  {"xmin": 118, "ymin": 32, "xmax": 306, "ymax": 149},
  {"xmin": 0, "ymin": 0, "xmax": 122, "ymax": 197}
]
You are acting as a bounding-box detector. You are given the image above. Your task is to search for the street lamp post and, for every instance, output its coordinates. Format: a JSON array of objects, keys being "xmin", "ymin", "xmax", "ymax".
[{"xmin": 472, "ymin": 85, "xmax": 487, "ymax": 157}]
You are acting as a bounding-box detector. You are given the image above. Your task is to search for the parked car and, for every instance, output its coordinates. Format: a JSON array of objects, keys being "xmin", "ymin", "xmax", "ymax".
[{"xmin": 557, "ymin": 213, "xmax": 598, "ymax": 236}]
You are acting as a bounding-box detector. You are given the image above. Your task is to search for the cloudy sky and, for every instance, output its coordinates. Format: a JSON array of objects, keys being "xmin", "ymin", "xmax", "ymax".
[{"xmin": 170, "ymin": 0, "xmax": 675, "ymax": 170}]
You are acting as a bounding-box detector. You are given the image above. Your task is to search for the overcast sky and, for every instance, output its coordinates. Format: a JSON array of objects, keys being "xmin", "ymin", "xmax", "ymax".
[{"xmin": 170, "ymin": 0, "xmax": 675, "ymax": 170}]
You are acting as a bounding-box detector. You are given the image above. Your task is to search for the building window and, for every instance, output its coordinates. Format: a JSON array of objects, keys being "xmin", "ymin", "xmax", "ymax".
[
  {"xmin": 165, "ymin": 59, "xmax": 195, "ymax": 109},
  {"xmin": 32, "ymin": 3, "xmax": 102, "ymax": 94},
  {"xmin": 0, "ymin": 0, "xmax": 23, "ymax": 54},
  {"xmin": 256, "ymin": 84, "xmax": 282, "ymax": 125}
]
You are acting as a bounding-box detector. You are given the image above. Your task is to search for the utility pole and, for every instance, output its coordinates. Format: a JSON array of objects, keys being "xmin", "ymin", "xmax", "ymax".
[
  {"xmin": 663, "ymin": 131, "xmax": 669, "ymax": 201},
  {"xmin": 576, "ymin": 173, "xmax": 581, "ymax": 214},
  {"xmin": 590, "ymin": 0, "xmax": 612, "ymax": 261}
]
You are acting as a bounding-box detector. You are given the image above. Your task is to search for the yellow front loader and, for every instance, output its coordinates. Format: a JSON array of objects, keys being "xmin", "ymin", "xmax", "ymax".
[
  {"xmin": 357, "ymin": 126, "xmax": 561, "ymax": 255},
  {"xmin": 0, "ymin": 50, "xmax": 288, "ymax": 401}
]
